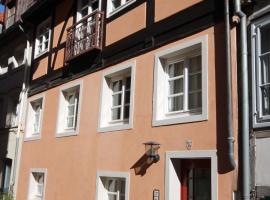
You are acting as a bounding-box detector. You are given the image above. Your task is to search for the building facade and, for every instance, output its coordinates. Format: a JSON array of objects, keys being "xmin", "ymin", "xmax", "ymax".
[
  {"xmin": 0, "ymin": 0, "xmax": 31, "ymax": 196},
  {"xmin": 248, "ymin": 0, "xmax": 270, "ymax": 199},
  {"xmin": 1, "ymin": 0, "xmax": 241, "ymax": 199}
]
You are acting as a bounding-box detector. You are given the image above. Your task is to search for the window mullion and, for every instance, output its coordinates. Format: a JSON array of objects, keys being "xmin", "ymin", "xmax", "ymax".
[
  {"xmin": 72, "ymin": 96, "xmax": 78, "ymax": 128},
  {"xmin": 257, "ymin": 27, "xmax": 264, "ymax": 118},
  {"xmin": 184, "ymin": 58, "xmax": 189, "ymax": 111},
  {"xmin": 120, "ymin": 80, "xmax": 125, "ymax": 120}
]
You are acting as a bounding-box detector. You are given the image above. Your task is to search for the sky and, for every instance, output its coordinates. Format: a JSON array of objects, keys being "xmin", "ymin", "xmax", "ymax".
[{"xmin": 0, "ymin": 4, "xmax": 4, "ymax": 13}]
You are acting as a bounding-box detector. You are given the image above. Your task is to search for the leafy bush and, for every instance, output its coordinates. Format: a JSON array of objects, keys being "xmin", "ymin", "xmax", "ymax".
[{"xmin": 0, "ymin": 193, "xmax": 13, "ymax": 200}]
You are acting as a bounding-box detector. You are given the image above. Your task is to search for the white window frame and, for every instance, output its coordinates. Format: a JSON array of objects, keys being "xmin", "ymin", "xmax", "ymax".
[
  {"xmin": 165, "ymin": 150, "xmax": 218, "ymax": 200},
  {"xmin": 34, "ymin": 18, "xmax": 51, "ymax": 58},
  {"xmin": 27, "ymin": 168, "xmax": 47, "ymax": 200},
  {"xmin": 152, "ymin": 35, "xmax": 208, "ymax": 126},
  {"xmin": 96, "ymin": 171, "xmax": 130, "ymax": 200},
  {"xmin": 98, "ymin": 61, "xmax": 136, "ymax": 133},
  {"xmin": 56, "ymin": 81, "xmax": 83, "ymax": 137},
  {"xmin": 25, "ymin": 94, "xmax": 45, "ymax": 141},
  {"xmin": 251, "ymin": 15, "xmax": 270, "ymax": 128},
  {"xmin": 106, "ymin": 0, "xmax": 136, "ymax": 18}
]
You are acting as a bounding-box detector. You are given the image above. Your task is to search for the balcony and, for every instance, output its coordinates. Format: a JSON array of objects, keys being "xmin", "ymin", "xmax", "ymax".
[{"xmin": 65, "ymin": 10, "xmax": 104, "ymax": 63}]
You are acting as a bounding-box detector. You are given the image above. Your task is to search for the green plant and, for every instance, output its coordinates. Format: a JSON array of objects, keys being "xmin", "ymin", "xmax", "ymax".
[{"xmin": 0, "ymin": 192, "xmax": 13, "ymax": 200}]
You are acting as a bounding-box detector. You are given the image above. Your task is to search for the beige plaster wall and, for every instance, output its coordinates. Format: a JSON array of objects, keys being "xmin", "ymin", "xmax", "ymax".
[{"xmin": 17, "ymin": 26, "xmax": 238, "ymax": 200}]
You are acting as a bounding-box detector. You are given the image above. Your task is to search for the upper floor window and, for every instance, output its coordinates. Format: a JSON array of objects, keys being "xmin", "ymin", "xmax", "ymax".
[
  {"xmin": 98, "ymin": 61, "xmax": 135, "ymax": 132},
  {"xmin": 5, "ymin": 5, "xmax": 15, "ymax": 29},
  {"xmin": 56, "ymin": 82, "xmax": 82, "ymax": 137},
  {"xmin": 252, "ymin": 17, "xmax": 270, "ymax": 127},
  {"xmin": 35, "ymin": 18, "xmax": 51, "ymax": 58},
  {"xmin": 77, "ymin": 0, "xmax": 99, "ymax": 21},
  {"xmin": 25, "ymin": 95, "xmax": 44, "ymax": 141},
  {"xmin": 153, "ymin": 36, "xmax": 208, "ymax": 126},
  {"xmin": 5, "ymin": 96, "xmax": 19, "ymax": 128},
  {"xmin": 107, "ymin": 0, "xmax": 135, "ymax": 17}
]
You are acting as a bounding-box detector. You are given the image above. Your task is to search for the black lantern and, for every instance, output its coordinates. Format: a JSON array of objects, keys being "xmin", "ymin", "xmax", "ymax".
[{"xmin": 143, "ymin": 141, "xmax": 160, "ymax": 162}]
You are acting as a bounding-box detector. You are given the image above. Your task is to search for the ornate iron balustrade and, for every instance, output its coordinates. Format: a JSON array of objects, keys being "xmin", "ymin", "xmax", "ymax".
[{"xmin": 65, "ymin": 10, "xmax": 104, "ymax": 62}]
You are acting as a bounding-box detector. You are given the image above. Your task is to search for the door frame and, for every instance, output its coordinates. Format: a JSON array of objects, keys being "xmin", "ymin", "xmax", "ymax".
[{"xmin": 165, "ymin": 150, "xmax": 218, "ymax": 200}]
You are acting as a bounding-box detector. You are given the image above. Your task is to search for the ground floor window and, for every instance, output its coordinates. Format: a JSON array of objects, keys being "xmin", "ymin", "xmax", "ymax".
[{"xmin": 1, "ymin": 158, "xmax": 12, "ymax": 193}]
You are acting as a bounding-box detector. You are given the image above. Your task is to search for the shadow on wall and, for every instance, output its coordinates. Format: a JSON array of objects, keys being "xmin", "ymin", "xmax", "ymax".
[{"xmin": 130, "ymin": 153, "xmax": 158, "ymax": 176}]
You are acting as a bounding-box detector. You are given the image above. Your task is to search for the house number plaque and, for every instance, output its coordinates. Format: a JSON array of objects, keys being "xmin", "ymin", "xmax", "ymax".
[{"xmin": 153, "ymin": 189, "xmax": 160, "ymax": 200}]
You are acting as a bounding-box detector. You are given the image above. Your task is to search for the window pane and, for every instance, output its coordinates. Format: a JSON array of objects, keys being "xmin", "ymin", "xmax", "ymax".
[
  {"xmin": 67, "ymin": 117, "xmax": 74, "ymax": 128},
  {"xmin": 126, "ymin": 77, "xmax": 131, "ymax": 90},
  {"xmin": 113, "ymin": 94, "xmax": 122, "ymax": 106},
  {"xmin": 168, "ymin": 62, "xmax": 183, "ymax": 78},
  {"xmin": 168, "ymin": 95, "xmax": 183, "ymax": 112},
  {"xmin": 261, "ymin": 86, "xmax": 270, "ymax": 116},
  {"xmin": 261, "ymin": 24, "xmax": 270, "ymax": 54},
  {"xmin": 189, "ymin": 92, "xmax": 202, "ymax": 110},
  {"xmin": 189, "ymin": 74, "xmax": 201, "ymax": 91},
  {"xmin": 68, "ymin": 105, "xmax": 75, "ymax": 116},
  {"xmin": 169, "ymin": 78, "xmax": 183, "ymax": 94},
  {"xmin": 189, "ymin": 56, "xmax": 201, "ymax": 73},
  {"xmin": 112, "ymin": 80, "xmax": 122, "ymax": 92},
  {"xmin": 112, "ymin": 0, "xmax": 121, "ymax": 9},
  {"xmin": 124, "ymin": 105, "xmax": 129, "ymax": 119},
  {"xmin": 68, "ymin": 94, "xmax": 76, "ymax": 104},
  {"xmin": 112, "ymin": 108, "xmax": 121, "ymax": 120},
  {"xmin": 120, "ymin": 180, "xmax": 126, "ymax": 194},
  {"xmin": 193, "ymin": 169, "xmax": 211, "ymax": 200},
  {"xmin": 261, "ymin": 55, "xmax": 270, "ymax": 85},
  {"xmin": 108, "ymin": 194, "xmax": 117, "ymax": 200},
  {"xmin": 81, "ymin": 7, "xmax": 89, "ymax": 17},
  {"xmin": 124, "ymin": 91, "xmax": 130, "ymax": 104},
  {"xmin": 108, "ymin": 180, "xmax": 116, "ymax": 192}
]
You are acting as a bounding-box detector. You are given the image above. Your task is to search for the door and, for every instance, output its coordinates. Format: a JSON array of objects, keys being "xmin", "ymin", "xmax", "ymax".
[{"xmin": 181, "ymin": 159, "xmax": 211, "ymax": 200}]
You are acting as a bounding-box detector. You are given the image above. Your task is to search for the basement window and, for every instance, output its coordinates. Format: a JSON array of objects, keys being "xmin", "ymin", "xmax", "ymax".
[
  {"xmin": 27, "ymin": 169, "xmax": 46, "ymax": 200},
  {"xmin": 96, "ymin": 171, "xmax": 130, "ymax": 200}
]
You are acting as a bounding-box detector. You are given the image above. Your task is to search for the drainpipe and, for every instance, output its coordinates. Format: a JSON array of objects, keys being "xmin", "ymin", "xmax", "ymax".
[
  {"xmin": 225, "ymin": 0, "xmax": 236, "ymax": 170},
  {"xmin": 234, "ymin": 0, "xmax": 250, "ymax": 199},
  {"xmin": 10, "ymin": 21, "xmax": 31, "ymax": 199}
]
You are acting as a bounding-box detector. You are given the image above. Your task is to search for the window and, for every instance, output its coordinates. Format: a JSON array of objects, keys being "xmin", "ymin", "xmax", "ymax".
[
  {"xmin": 35, "ymin": 18, "xmax": 51, "ymax": 58},
  {"xmin": 107, "ymin": 0, "xmax": 135, "ymax": 16},
  {"xmin": 56, "ymin": 82, "xmax": 82, "ymax": 136},
  {"xmin": 77, "ymin": 0, "xmax": 99, "ymax": 21},
  {"xmin": 25, "ymin": 95, "xmax": 44, "ymax": 140},
  {"xmin": 27, "ymin": 169, "xmax": 46, "ymax": 200},
  {"xmin": 1, "ymin": 159, "xmax": 12, "ymax": 193},
  {"xmin": 96, "ymin": 172, "xmax": 129, "ymax": 200},
  {"xmin": 5, "ymin": 5, "xmax": 15, "ymax": 29},
  {"xmin": 5, "ymin": 96, "xmax": 19, "ymax": 128},
  {"xmin": 251, "ymin": 17, "xmax": 270, "ymax": 127},
  {"xmin": 153, "ymin": 36, "xmax": 208, "ymax": 126},
  {"xmin": 98, "ymin": 61, "xmax": 135, "ymax": 132}
]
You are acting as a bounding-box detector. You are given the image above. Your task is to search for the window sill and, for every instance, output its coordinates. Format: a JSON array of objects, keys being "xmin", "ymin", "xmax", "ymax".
[
  {"xmin": 107, "ymin": 0, "xmax": 136, "ymax": 18},
  {"xmin": 98, "ymin": 123, "xmax": 132, "ymax": 133},
  {"xmin": 24, "ymin": 134, "xmax": 41, "ymax": 142},
  {"xmin": 34, "ymin": 49, "xmax": 49, "ymax": 60},
  {"xmin": 55, "ymin": 130, "xmax": 78, "ymax": 138},
  {"xmin": 152, "ymin": 113, "xmax": 207, "ymax": 127}
]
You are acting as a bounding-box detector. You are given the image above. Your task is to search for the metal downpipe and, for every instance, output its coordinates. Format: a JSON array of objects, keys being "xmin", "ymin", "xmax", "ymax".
[
  {"xmin": 225, "ymin": 0, "xmax": 236, "ymax": 170},
  {"xmin": 234, "ymin": 0, "xmax": 250, "ymax": 199}
]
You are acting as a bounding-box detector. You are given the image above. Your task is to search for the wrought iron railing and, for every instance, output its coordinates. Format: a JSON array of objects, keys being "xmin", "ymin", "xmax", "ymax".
[{"xmin": 65, "ymin": 10, "xmax": 104, "ymax": 62}]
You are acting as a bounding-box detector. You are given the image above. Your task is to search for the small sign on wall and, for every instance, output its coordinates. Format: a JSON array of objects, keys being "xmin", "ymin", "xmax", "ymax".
[{"xmin": 153, "ymin": 189, "xmax": 160, "ymax": 200}]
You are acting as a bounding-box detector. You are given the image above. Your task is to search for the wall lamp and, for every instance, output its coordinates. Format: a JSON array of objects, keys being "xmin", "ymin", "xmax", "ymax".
[{"xmin": 143, "ymin": 141, "xmax": 160, "ymax": 162}]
